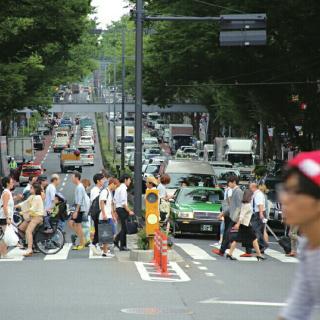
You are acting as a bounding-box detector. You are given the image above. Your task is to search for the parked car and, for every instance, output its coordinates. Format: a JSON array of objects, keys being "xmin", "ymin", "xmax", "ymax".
[
  {"xmin": 19, "ymin": 163, "xmax": 45, "ymax": 186},
  {"xmin": 79, "ymin": 136, "xmax": 95, "ymax": 150},
  {"xmin": 213, "ymin": 167, "xmax": 241, "ymax": 189},
  {"xmin": 170, "ymin": 187, "xmax": 224, "ymax": 236}
]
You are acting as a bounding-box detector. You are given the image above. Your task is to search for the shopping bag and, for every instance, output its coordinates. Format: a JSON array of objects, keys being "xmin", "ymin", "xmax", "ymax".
[
  {"xmin": 3, "ymin": 225, "xmax": 19, "ymax": 247},
  {"xmin": 98, "ymin": 222, "xmax": 113, "ymax": 244},
  {"xmin": 126, "ymin": 216, "xmax": 138, "ymax": 235}
]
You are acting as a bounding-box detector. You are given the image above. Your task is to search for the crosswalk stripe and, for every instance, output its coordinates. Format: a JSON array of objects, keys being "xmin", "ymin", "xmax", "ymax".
[
  {"xmin": 264, "ymin": 248, "xmax": 298, "ymax": 263},
  {"xmin": 0, "ymin": 247, "xmax": 25, "ymax": 262},
  {"xmin": 89, "ymin": 246, "xmax": 103, "ymax": 259},
  {"xmin": 44, "ymin": 243, "xmax": 72, "ymax": 261},
  {"xmin": 176, "ymin": 243, "xmax": 216, "ymax": 260},
  {"xmin": 226, "ymin": 248, "xmax": 258, "ymax": 262}
]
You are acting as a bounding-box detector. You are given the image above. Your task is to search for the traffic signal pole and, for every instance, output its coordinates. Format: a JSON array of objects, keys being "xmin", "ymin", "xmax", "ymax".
[{"xmin": 133, "ymin": 0, "xmax": 266, "ymax": 215}]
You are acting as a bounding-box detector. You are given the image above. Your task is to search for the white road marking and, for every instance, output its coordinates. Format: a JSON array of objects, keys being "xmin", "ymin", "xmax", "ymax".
[
  {"xmin": 135, "ymin": 262, "xmax": 191, "ymax": 282},
  {"xmin": 59, "ymin": 188, "xmax": 64, "ymax": 192},
  {"xmin": 62, "ymin": 182, "xmax": 65, "ymax": 187},
  {"xmin": 176, "ymin": 243, "xmax": 216, "ymax": 260},
  {"xmin": 199, "ymin": 298, "xmax": 286, "ymax": 307},
  {"xmin": 44, "ymin": 243, "xmax": 72, "ymax": 261},
  {"xmin": 192, "ymin": 261, "xmax": 201, "ymax": 265},
  {"xmin": 198, "ymin": 266, "xmax": 208, "ymax": 270},
  {"xmin": 0, "ymin": 247, "xmax": 25, "ymax": 262},
  {"xmin": 89, "ymin": 246, "xmax": 103, "ymax": 259},
  {"xmin": 205, "ymin": 272, "xmax": 215, "ymax": 277},
  {"xmin": 264, "ymin": 248, "xmax": 298, "ymax": 263}
]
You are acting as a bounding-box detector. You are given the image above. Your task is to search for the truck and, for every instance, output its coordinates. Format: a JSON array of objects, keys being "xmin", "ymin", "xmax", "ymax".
[
  {"xmin": 203, "ymin": 144, "xmax": 215, "ymax": 162},
  {"xmin": 115, "ymin": 126, "xmax": 135, "ymax": 153},
  {"xmin": 169, "ymin": 124, "xmax": 193, "ymax": 154},
  {"xmin": 214, "ymin": 137, "xmax": 256, "ymax": 180},
  {"xmin": 60, "ymin": 148, "xmax": 84, "ymax": 173},
  {"xmin": 7, "ymin": 137, "xmax": 34, "ymax": 162},
  {"xmin": 53, "ymin": 131, "xmax": 70, "ymax": 153}
]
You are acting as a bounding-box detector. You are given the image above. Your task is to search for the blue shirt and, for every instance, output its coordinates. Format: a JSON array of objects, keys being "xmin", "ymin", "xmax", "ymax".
[{"xmin": 45, "ymin": 183, "xmax": 56, "ymax": 211}]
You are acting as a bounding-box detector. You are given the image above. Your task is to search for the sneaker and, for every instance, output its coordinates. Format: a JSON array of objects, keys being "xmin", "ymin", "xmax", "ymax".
[
  {"xmin": 102, "ymin": 252, "xmax": 114, "ymax": 258},
  {"xmin": 240, "ymin": 253, "xmax": 253, "ymax": 258},
  {"xmin": 212, "ymin": 249, "xmax": 224, "ymax": 256},
  {"xmin": 72, "ymin": 245, "xmax": 85, "ymax": 251},
  {"xmin": 91, "ymin": 245, "xmax": 101, "ymax": 256}
]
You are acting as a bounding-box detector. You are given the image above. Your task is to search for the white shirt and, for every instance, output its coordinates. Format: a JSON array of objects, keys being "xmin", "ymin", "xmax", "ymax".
[
  {"xmin": 45, "ymin": 183, "xmax": 56, "ymax": 211},
  {"xmin": 251, "ymin": 189, "xmax": 265, "ymax": 213},
  {"xmin": 157, "ymin": 183, "xmax": 167, "ymax": 199},
  {"xmin": 114, "ymin": 183, "xmax": 128, "ymax": 208},
  {"xmin": 99, "ymin": 188, "xmax": 113, "ymax": 220},
  {"xmin": 224, "ymin": 187, "xmax": 233, "ymax": 200},
  {"xmin": 90, "ymin": 186, "xmax": 100, "ymax": 203},
  {"xmin": 0, "ymin": 189, "xmax": 14, "ymax": 219}
]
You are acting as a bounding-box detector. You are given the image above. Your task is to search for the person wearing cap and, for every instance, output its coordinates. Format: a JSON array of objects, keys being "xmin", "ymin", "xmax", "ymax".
[
  {"xmin": 44, "ymin": 174, "xmax": 60, "ymax": 233},
  {"xmin": 146, "ymin": 176, "xmax": 158, "ymax": 190},
  {"xmin": 278, "ymin": 151, "xmax": 320, "ymax": 320},
  {"xmin": 51, "ymin": 193, "xmax": 68, "ymax": 231}
]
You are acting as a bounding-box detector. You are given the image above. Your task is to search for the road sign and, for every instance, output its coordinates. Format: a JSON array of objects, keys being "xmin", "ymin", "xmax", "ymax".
[{"xmin": 26, "ymin": 111, "xmax": 31, "ymax": 119}]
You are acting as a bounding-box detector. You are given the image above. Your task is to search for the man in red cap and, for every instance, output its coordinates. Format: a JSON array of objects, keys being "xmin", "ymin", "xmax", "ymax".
[{"xmin": 278, "ymin": 151, "xmax": 320, "ymax": 320}]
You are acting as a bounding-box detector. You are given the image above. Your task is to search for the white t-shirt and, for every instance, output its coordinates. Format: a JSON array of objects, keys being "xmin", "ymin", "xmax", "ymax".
[
  {"xmin": 224, "ymin": 187, "xmax": 233, "ymax": 200},
  {"xmin": 99, "ymin": 189, "xmax": 113, "ymax": 220},
  {"xmin": 252, "ymin": 190, "xmax": 265, "ymax": 213},
  {"xmin": 90, "ymin": 186, "xmax": 100, "ymax": 203}
]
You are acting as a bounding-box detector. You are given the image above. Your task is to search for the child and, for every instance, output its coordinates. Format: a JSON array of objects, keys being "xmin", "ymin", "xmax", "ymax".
[{"xmin": 51, "ymin": 193, "xmax": 68, "ymax": 232}]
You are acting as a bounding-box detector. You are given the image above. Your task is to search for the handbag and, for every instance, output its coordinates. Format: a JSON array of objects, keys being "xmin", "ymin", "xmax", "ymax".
[
  {"xmin": 3, "ymin": 224, "xmax": 19, "ymax": 247},
  {"xmin": 126, "ymin": 216, "xmax": 139, "ymax": 235},
  {"xmin": 98, "ymin": 221, "xmax": 113, "ymax": 244},
  {"xmin": 266, "ymin": 224, "xmax": 291, "ymax": 254},
  {"xmin": 159, "ymin": 199, "xmax": 170, "ymax": 214}
]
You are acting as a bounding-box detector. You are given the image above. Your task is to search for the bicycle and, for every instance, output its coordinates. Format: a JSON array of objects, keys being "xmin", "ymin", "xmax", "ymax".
[{"xmin": 13, "ymin": 211, "xmax": 65, "ymax": 255}]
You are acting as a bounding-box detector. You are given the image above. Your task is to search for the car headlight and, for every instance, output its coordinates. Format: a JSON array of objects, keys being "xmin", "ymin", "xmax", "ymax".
[{"xmin": 178, "ymin": 212, "xmax": 193, "ymax": 219}]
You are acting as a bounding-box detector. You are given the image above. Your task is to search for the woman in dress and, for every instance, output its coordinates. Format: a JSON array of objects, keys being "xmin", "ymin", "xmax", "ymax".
[{"xmin": 227, "ymin": 189, "xmax": 265, "ymax": 261}]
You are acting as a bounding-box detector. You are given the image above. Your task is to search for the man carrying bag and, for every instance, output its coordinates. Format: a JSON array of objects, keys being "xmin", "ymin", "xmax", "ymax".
[{"xmin": 98, "ymin": 178, "xmax": 118, "ymax": 258}]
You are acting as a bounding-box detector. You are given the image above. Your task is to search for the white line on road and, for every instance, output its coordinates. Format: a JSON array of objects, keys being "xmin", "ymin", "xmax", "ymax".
[
  {"xmin": 0, "ymin": 247, "xmax": 25, "ymax": 262},
  {"xmin": 199, "ymin": 299, "xmax": 286, "ymax": 307},
  {"xmin": 192, "ymin": 261, "xmax": 201, "ymax": 265},
  {"xmin": 176, "ymin": 243, "xmax": 216, "ymax": 261},
  {"xmin": 198, "ymin": 266, "xmax": 208, "ymax": 271},
  {"xmin": 44, "ymin": 243, "xmax": 72, "ymax": 261},
  {"xmin": 264, "ymin": 248, "xmax": 298, "ymax": 263},
  {"xmin": 62, "ymin": 182, "xmax": 65, "ymax": 187},
  {"xmin": 205, "ymin": 272, "xmax": 215, "ymax": 277}
]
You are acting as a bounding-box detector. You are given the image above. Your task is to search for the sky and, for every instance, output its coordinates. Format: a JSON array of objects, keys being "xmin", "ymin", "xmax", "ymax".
[{"xmin": 91, "ymin": 0, "xmax": 130, "ymax": 28}]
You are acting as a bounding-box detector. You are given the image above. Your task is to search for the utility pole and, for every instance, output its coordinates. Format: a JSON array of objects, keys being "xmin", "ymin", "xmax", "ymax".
[
  {"xmin": 259, "ymin": 121, "xmax": 264, "ymax": 163},
  {"xmin": 121, "ymin": 28, "xmax": 126, "ymax": 173},
  {"xmin": 134, "ymin": 0, "xmax": 144, "ymax": 215},
  {"xmin": 113, "ymin": 58, "xmax": 116, "ymax": 163}
]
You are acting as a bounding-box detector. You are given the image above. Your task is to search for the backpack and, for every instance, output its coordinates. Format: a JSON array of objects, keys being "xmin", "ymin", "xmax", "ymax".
[{"xmin": 89, "ymin": 194, "xmax": 101, "ymax": 220}]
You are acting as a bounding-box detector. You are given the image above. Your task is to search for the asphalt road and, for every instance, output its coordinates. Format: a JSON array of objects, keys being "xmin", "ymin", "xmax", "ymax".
[{"xmin": 3, "ymin": 111, "xmax": 320, "ymax": 320}]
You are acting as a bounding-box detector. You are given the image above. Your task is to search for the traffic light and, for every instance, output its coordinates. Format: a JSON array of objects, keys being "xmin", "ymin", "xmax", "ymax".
[
  {"xmin": 145, "ymin": 189, "xmax": 160, "ymax": 237},
  {"xmin": 219, "ymin": 14, "xmax": 267, "ymax": 46}
]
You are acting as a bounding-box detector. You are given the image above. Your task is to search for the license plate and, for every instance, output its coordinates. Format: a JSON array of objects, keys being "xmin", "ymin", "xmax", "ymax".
[
  {"xmin": 201, "ymin": 225, "xmax": 213, "ymax": 232},
  {"xmin": 75, "ymin": 166, "xmax": 80, "ymax": 168}
]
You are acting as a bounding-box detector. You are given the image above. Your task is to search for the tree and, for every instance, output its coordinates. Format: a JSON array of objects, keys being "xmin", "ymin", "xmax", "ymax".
[{"xmin": 0, "ymin": 0, "xmax": 98, "ymax": 133}]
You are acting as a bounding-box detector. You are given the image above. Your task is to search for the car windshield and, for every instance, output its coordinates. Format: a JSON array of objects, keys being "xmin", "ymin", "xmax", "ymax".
[
  {"xmin": 145, "ymin": 164, "xmax": 160, "ymax": 174},
  {"xmin": 78, "ymin": 148, "xmax": 91, "ymax": 154},
  {"xmin": 144, "ymin": 140, "xmax": 157, "ymax": 145},
  {"xmin": 167, "ymin": 173, "xmax": 215, "ymax": 189},
  {"xmin": 22, "ymin": 167, "xmax": 41, "ymax": 173},
  {"xmin": 147, "ymin": 149, "xmax": 160, "ymax": 154},
  {"xmin": 178, "ymin": 188, "xmax": 224, "ymax": 204},
  {"xmin": 57, "ymin": 133, "xmax": 67, "ymax": 137},
  {"xmin": 184, "ymin": 148, "xmax": 196, "ymax": 153},
  {"xmin": 228, "ymin": 154, "xmax": 253, "ymax": 166},
  {"xmin": 81, "ymin": 137, "xmax": 91, "ymax": 141},
  {"xmin": 214, "ymin": 168, "xmax": 240, "ymax": 180}
]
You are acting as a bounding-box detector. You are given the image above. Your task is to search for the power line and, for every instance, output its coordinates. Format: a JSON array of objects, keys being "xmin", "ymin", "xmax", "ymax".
[
  {"xmin": 166, "ymin": 80, "xmax": 319, "ymax": 87},
  {"xmin": 192, "ymin": 0, "xmax": 245, "ymax": 14}
]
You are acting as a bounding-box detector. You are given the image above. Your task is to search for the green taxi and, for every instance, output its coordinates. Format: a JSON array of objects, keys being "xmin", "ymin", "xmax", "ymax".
[{"xmin": 170, "ymin": 187, "xmax": 224, "ymax": 237}]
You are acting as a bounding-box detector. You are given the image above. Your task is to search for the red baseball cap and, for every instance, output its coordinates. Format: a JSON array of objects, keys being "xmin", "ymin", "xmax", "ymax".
[{"xmin": 288, "ymin": 151, "xmax": 320, "ymax": 187}]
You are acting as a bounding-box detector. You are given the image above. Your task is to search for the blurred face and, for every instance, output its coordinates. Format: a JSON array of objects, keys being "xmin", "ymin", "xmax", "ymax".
[
  {"xmin": 109, "ymin": 182, "xmax": 116, "ymax": 191},
  {"xmin": 97, "ymin": 178, "xmax": 105, "ymax": 188},
  {"xmin": 249, "ymin": 183, "xmax": 257, "ymax": 192},
  {"xmin": 71, "ymin": 175, "xmax": 78, "ymax": 184},
  {"xmin": 8, "ymin": 178, "xmax": 14, "ymax": 190},
  {"xmin": 30, "ymin": 186, "xmax": 35, "ymax": 195},
  {"xmin": 53, "ymin": 177, "xmax": 60, "ymax": 186},
  {"xmin": 280, "ymin": 174, "xmax": 320, "ymax": 227},
  {"xmin": 125, "ymin": 178, "xmax": 131, "ymax": 187}
]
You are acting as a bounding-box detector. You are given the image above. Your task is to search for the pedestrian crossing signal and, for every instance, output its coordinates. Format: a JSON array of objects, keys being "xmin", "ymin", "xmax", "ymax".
[{"xmin": 145, "ymin": 189, "xmax": 160, "ymax": 237}]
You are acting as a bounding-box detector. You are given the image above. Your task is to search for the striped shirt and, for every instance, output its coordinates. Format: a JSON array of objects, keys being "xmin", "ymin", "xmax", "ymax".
[{"xmin": 280, "ymin": 238, "xmax": 320, "ymax": 320}]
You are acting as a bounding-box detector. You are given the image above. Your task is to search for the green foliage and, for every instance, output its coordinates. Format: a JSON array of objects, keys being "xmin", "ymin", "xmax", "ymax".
[
  {"xmin": 0, "ymin": 0, "xmax": 98, "ymax": 133},
  {"xmin": 137, "ymin": 229, "xmax": 149, "ymax": 250}
]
